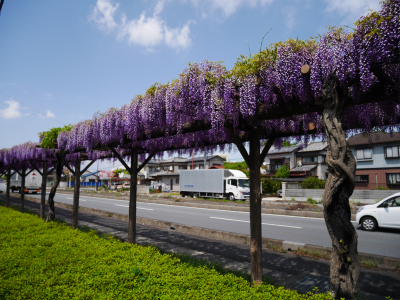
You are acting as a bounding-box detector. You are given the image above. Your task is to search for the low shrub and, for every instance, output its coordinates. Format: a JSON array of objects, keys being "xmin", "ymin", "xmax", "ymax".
[
  {"xmin": 262, "ymin": 178, "xmax": 281, "ymax": 194},
  {"xmin": 307, "ymin": 198, "xmax": 319, "ymax": 205},
  {"xmin": 301, "ymin": 177, "xmax": 326, "ymax": 189},
  {"xmin": 0, "ymin": 206, "xmax": 332, "ymax": 300}
]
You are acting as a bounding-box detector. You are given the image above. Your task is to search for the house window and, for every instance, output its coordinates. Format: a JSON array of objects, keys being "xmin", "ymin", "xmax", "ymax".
[
  {"xmin": 356, "ymin": 148, "xmax": 373, "ymax": 160},
  {"xmin": 387, "ymin": 173, "xmax": 400, "ymax": 186},
  {"xmin": 302, "ymin": 156, "xmax": 317, "ymax": 164},
  {"xmin": 175, "ymin": 177, "xmax": 179, "ymax": 184},
  {"xmin": 385, "ymin": 145, "xmax": 400, "ymax": 159},
  {"xmin": 355, "ymin": 175, "xmax": 369, "ymax": 185}
]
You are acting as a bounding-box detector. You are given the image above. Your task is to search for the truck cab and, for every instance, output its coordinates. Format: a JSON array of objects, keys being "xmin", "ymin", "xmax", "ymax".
[{"xmin": 225, "ymin": 171, "xmax": 250, "ymax": 200}]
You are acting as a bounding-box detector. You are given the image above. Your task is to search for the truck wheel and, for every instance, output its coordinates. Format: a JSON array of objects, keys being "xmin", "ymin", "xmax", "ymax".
[{"xmin": 228, "ymin": 193, "xmax": 235, "ymax": 201}]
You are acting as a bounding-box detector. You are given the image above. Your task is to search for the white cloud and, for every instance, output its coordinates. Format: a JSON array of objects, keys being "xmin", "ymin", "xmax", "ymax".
[
  {"xmin": 154, "ymin": 0, "xmax": 167, "ymax": 16},
  {"xmin": 190, "ymin": 0, "xmax": 274, "ymax": 17},
  {"xmin": 0, "ymin": 100, "xmax": 22, "ymax": 119},
  {"xmin": 164, "ymin": 23, "xmax": 191, "ymax": 50},
  {"xmin": 45, "ymin": 110, "xmax": 55, "ymax": 119},
  {"xmin": 90, "ymin": 0, "xmax": 119, "ymax": 31},
  {"xmin": 283, "ymin": 6, "xmax": 295, "ymax": 30},
  {"xmin": 91, "ymin": 0, "xmax": 191, "ymax": 50},
  {"xmin": 325, "ymin": 0, "xmax": 381, "ymax": 19},
  {"xmin": 120, "ymin": 14, "xmax": 164, "ymax": 48}
]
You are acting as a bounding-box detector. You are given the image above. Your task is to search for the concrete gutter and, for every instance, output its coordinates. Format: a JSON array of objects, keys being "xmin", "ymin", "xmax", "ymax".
[{"xmin": 24, "ymin": 195, "xmax": 399, "ymax": 273}]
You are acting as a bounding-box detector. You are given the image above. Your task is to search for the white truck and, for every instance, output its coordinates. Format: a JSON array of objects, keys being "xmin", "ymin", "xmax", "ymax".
[
  {"xmin": 10, "ymin": 171, "xmax": 42, "ymax": 194},
  {"xmin": 179, "ymin": 169, "xmax": 250, "ymax": 200}
]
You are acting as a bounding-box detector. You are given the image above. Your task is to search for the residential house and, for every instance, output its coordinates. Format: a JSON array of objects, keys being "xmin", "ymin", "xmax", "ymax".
[
  {"xmin": 263, "ymin": 145, "xmax": 302, "ymax": 175},
  {"xmin": 292, "ymin": 142, "xmax": 328, "ymax": 179},
  {"xmin": 348, "ymin": 132, "xmax": 400, "ymax": 189}
]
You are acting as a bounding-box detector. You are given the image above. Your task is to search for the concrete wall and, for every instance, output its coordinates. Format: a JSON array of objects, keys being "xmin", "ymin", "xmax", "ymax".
[
  {"xmin": 283, "ymin": 187, "xmax": 400, "ymax": 203},
  {"xmin": 138, "ymin": 184, "xmax": 149, "ymax": 194},
  {"xmin": 154, "ymin": 176, "xmax": 180, "ymax": 192}
]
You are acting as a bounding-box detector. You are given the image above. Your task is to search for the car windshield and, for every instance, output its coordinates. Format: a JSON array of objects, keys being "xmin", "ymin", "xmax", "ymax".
[{"xmin": 238, "ymin": 179, "xmax": 249, "ymax": 188}]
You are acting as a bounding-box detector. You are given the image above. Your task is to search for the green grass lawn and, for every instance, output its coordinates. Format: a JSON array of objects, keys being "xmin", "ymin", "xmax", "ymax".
[{"xmin": 0, "ymin": 206, "xmax": 333, "ymax": 300}]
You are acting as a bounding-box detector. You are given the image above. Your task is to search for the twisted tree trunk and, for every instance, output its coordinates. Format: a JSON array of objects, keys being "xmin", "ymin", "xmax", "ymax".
[
  {"xmin": 322, "ymin": 79, "xmax": 359, "ymax": 299},
  {"xmin": 47, "ymin": 153, "xmax": 65, "ymax": 221}
]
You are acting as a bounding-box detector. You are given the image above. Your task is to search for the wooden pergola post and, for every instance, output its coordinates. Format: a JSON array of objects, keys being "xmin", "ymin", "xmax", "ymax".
[
  {"xmin": 110, "ymin": 148, "xmax": 155, "ymax": 243},
  {"xmin": 5, "ymin": 169, "xmax": 11, "ymax": 207},
  {"xmin": 20, "ymin": 169, "xmax": 26, "ymax": 211},
  {"xmin": 66, "ymin": 159, "xmax": 95, "ymax": 228},
  {"xmin": 40, "ymin": 162, "xmax": 48, "ymax": 219},
  {"xmin": 72, "ymin": 160, "xmax": 81, "ymax": 228},
  {"xmin": 19, "ymin": 168, "xmax": 35, "ymax": 212},
  {"xmin": 33, "ymin": 161, "xmax": 52, "ymax": 220},
  {"xmin": 234, "ymin": 134, "xmax": 274, "ymax": 284},
  {"xmin": 128, "ymin": 151, "xmax": 138, "ymax": 242}
]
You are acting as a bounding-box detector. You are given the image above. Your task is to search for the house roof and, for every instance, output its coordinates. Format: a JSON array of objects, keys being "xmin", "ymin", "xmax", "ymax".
[
  {"xmin": 298, "ymin": 142, "xmax": 327, "ymax": 153},
  {"xmin": 291, "ymin": 165, "xmax": 317, "ymax": 172},
  {"xmin": 348, "ymin": 132, "xmax": 400, "ymax": 146},
  {"xmin": 268, "ymin": 145, "xmax": 301, "ymax": 154},
  {"xmin": 150, "ymin": 171, "xmax": 179, "ymax": 177},
  {"xmin": 148, "ymin": 155, "xmax": 226, "ymax": 165}
]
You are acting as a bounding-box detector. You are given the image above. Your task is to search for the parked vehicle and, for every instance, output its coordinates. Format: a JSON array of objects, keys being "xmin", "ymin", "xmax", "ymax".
[
  {"xmin": 180, "ymin": 169, "xmax": 249, "ymax": 200},
  {"xmin": 10, "ymin": 171, "xmax": 41, "ymax": 194},
  {"xmin": 110, "ymin": 183, "xmax": 123, "ymax": 191},
  {"xmin": 356, "ymin": 192, "xmax": 400, "ymax": 231}
]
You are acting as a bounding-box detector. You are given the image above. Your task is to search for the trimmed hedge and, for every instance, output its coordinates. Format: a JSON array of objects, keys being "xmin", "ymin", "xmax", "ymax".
[{"xmin": 0, "ymin": 206, "xmax": 333, "ymax": 299}]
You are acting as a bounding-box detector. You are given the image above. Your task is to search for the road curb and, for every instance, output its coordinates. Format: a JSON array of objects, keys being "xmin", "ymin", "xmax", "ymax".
[{"xmin": 24, "ymin": 195, "xmax": 399, "ymax": 273}]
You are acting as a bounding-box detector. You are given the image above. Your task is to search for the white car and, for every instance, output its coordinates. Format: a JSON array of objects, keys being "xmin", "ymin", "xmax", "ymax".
[{"xmin": 356, "ymin": 192, "xmax": 400, "ymax": 231}]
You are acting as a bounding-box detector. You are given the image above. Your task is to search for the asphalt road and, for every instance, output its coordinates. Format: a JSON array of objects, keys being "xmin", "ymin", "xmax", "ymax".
[{"xmin": 27, "ymin": 192, "xmax": 400, "ymax": 258}]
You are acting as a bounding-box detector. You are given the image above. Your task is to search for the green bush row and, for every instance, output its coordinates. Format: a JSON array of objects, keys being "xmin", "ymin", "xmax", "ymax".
[
  {"xmin": 301, "ymin": 177, "xmax": 326, "ymax": 189},
  {"xmin": 262, "ymin": 178, "xmax": 281, "ymax": 194},
  {"xmin": 0, "ymin": 207, "xmax": 333, "ymax": 299}
]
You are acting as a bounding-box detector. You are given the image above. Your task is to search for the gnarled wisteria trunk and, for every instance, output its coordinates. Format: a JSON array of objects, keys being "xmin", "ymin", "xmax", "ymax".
[
  {"xmin": 322, "ymin": 79, "xmax": 359, "ymax": 299},
  {"xmin": 47, "ymin": 153, "xmax": 65, "ymax": 221}
]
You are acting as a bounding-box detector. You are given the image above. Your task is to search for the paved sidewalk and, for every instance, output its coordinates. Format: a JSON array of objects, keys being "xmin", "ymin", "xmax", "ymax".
[{"xmin": 1, "ymin": 196, "xmax": 399, "ymax": 300}]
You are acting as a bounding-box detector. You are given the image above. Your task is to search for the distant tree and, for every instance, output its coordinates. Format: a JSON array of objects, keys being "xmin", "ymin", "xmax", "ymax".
[
  {"xmin": 40, "ymin": 125, "xmax": 73, "ymax": 220},
  {"xmin": 224, "ymin": 161, "xmax": 249, "ymax": 176},
  {"xmin": 282, "ymin": 141, "xmax": 296, "ymax": 147}
]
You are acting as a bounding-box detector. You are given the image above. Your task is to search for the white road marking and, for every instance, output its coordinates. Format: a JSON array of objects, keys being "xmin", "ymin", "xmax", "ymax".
[
  {"xmin": 114, "ymin": 204, "xmax": 153, "ymax": 211},
  {"xmin": 64, "ymin": 196, "xmax": 86, "ymax": 202},
  {"xmin": 209, "ymin": 217, "xmax": 302, "ymax": 229}
]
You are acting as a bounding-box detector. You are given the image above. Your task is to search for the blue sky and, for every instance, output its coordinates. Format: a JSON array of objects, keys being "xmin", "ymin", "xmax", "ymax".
[{"xmin": 0, "ymin": 0, "xmax": 381, "ymax": 163}]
